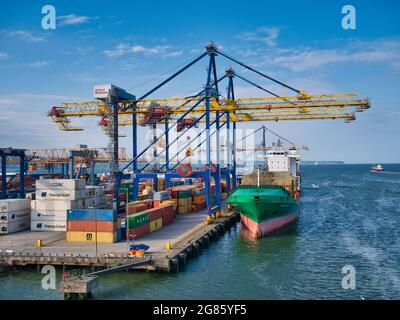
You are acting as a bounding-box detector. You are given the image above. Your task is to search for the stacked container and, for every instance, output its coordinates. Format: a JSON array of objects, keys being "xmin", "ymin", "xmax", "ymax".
[
  {"xmin": 126, "ymin": 211, "xmax": 150, "ymax": 239},
  {"xmin": 192, "ymin": 187, "xmax": 206, "ymax": 212},
  {"xmin": 66, "ymin": 209, "xmax": 119, "ymax": 243},
  {"xmin": 31, "ymin": 179, "xmax": 86, "ymax": 232},
  {"xmin": 160, "ymin": 203, "xmax": 176, "ymax": 226},
  {"xmin": 176, "ymin": 189, "xmax": 192, "ymax": 214},
  {"xmin": 0, "ymin": 199, "xmax": 31, "ymax": 234},
  {"xmin": 145, "ymin": 207, "xmax": 163, "ymax": 232}
]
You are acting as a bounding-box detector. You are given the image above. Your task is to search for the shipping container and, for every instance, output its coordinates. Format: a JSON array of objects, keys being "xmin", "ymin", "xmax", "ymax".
[
  {"xmin": 161, "ymin": 204, "xmax": 175, "ymax": 225},
  {"xmin": 31, "ymin": 199, "xmax": 82, "ymax": 211},
  {"xmin": 127, "ymin": 202, "xmax": 148, "ymax": 215},
  {"xmin": 153, "ymin": 191, "xmax": 169, "ymax": 201},
  {"xmin": 31, "ymin": 209, "xmax": 67, "ymax": 221},
  {"xmin": 67, "ymin": 220, "xmax": 116, "ymax": 232},
  {"xmin": 0, "ymin": 218, "xmax": 30, "ymax": 234},
  {"xmin": 66, "ymin": 231, "xmax": 117, "ymax": 243},
  {"xmin": 127, "ymin": 223, "xmax": 150, "ymax": 239},
  {"xmin": 67, "ymin": 209, "xmax": 116, "ymax": 222},
  {"xmin": 31, "ymin": 220, "xmax": 66, "ymax": 231},
  {"xmin": 36, "ymin": 189, "xmax": 83, "ymax": 201},
  {"xmin": 0, "ymin": 199, "xmax": 31, "ymax": 213},
  {"xmin": 145, "ymin": 207, "xmax": 163, "ymax": 221},
  {"xmin": 0, "ymin": 209, "xmax": 31, "ymax": 223},
  {"xmin": 36, "ymin": 179, "xmax": 85, "ymax": 191},
  {"xmin": 150, "ymin": 218, "xmax": 162, "ymax": 232},
  {"xmin": 126, "ymin": 212, "xmax": 150, "ymax": 229}
]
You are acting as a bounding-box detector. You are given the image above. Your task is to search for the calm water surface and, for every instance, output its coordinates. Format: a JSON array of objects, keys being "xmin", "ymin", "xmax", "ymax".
[{"xmin": 1, "ymin": 164, "xmax": 399, "ymax": 300}]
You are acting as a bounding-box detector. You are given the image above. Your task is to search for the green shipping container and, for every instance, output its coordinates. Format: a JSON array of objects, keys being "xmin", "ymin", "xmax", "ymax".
[
  {"xmin": 126, "ymin": 212, "xmax": 150, "ymax": 229},
  {"xmin": 177, "ymin": 190, "xmax": 192, "ymax": 198}
]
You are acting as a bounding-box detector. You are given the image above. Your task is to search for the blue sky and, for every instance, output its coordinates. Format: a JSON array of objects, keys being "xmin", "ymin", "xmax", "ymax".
[{"xmin": 0, "ymin": 0, "xmax": 399, "ymax": 163}]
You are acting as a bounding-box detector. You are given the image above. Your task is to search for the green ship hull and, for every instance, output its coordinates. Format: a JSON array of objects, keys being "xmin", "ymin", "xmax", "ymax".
[{"xmin": 228, "ymin": 185, "xmax": 299, "ymax": 237}]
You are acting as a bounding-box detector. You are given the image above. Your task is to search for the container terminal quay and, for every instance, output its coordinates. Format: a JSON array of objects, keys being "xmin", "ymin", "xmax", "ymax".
[{"xmin": 0, "ymin": 43, "xmax": 371, "ymax": 299}]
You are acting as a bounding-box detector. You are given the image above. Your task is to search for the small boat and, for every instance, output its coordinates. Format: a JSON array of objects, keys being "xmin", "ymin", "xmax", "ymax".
[{"xmin": 370, "ymin": 164, "xmax": 384, "ymax": 172}]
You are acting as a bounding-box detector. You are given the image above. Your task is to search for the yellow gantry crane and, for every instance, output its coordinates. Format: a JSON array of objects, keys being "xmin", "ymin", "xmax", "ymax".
[
  {"xmin": 49, "ymin": 93, "xmax": 369, "ymax": 131},
  {"xmin": 46, "ymin": 43, "xmax": 371, "ymax": 213}
]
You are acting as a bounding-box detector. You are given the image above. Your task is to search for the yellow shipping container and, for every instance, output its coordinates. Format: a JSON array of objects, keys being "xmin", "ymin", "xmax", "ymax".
[
  {"xmin": 178, "ymin": 205, "xmax": 192, "ymax": 214},
  {"xmin": 66, "ymin": 231, "xmax": 117, "ymax": 244},
  {"xmin": 150, "ymin": 218, "xmax": 163, "ymax": 232},
  {"xmin": 162, "ymin": 199, "xmax": 177, "ymax": 211},
  {"xmin": 178, "ymin": 198, "xmax": 191, "ymax": 206}
]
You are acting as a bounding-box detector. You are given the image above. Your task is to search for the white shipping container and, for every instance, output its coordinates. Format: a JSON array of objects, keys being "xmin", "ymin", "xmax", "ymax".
[
  {"xmin": 31, "ymin": 199, "xmax": 83, "ymax": 211},
  {"xmin": 31, "ymin": 220, "xmax": 66, "ymax": 232},
  {"xmin": 31, "ymin": 209, "xmax": 67, "ymax": 221},
  {"xmin": 35, "ymin": 189, "xmax": 83, "ymax": 201},
  {"xmin": 0, "ymin": 218, "xmax": 30, "ymax": 234},
  {"xmin": 0, "ymin": 209, "xmax": 31, "ymax": 223},
  {"xmin": 35, "ymin": 179, "xmax": 86, "ymax": 191},
  {"xmin": 86, "ymin": 186, "xmax": 105, "ymax": 197},
  {"xmin": 84, "ymin": 196, "xmax": 106, "ymax": 208},
  {"xmin": 80, "ymin": 189, "xmax": 89, "ymax": 199},
  {"xmin": 0, "ymin": 199, "xmax": 31, "ymax": 213}
]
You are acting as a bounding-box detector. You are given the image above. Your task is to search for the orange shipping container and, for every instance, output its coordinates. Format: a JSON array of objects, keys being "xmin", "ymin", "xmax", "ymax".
[{"xmin": 67, "ymin": 220, "xmax": 116, "ymax": 233}]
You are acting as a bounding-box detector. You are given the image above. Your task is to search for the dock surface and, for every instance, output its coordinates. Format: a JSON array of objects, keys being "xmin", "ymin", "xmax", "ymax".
[{"xmin": 0, "ymin": 205, "xmax": 239, "ymax": 272}]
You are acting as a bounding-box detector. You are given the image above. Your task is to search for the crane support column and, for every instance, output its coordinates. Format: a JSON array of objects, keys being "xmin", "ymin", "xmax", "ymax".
[
  {"xmin": 204, "ymin": 44, "xmax": 215, "ymax": 214},
  {"xmin": 165, "ymin": 120, "xmax": 169, "ymax": 172},
  {"xmin": 1, "ymin": 154, "xmax": 6, "ymax": 199},
  {"xmin": 19, "ymin": 154, "xmax": 25, "ymax": 198},
  {"xmin": 132, "ymin": 113, "xmax": 138, "ymax": 172}
]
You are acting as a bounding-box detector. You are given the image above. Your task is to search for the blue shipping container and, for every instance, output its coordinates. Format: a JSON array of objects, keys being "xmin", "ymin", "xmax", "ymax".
[{"xmin": 67, "ymin": 209, "xmax": 117, "ymax": 222}]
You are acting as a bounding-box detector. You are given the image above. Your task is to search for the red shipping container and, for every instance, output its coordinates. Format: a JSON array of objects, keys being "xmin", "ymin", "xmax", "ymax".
[
  {"xmin": 67, "ymin": 220, "xmax": 116, "ymax": 233},
  {"xmin": 145, "ymin": 207, "xmax": 163, "ymax": 221},
  {"xmin": 127, "ymin": 223, "xmax": 150, "ymax": 239},
  {"xmin": 144, "ymin": 199, "xmax": 153, "ymax": 208},
  {"xmin": 127, "ymin": 203, "xmax": 148, "ymax": 215},
  {"xmin": 161, "ymin": 204, "xmax": 176, "ymax": 225}
]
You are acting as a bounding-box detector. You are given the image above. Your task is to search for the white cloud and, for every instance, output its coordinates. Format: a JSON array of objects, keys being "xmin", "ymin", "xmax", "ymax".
[
  {"xmin": 103, "ymin": 43, "xmax": 175, "ymax": 58},
  {"xmin": 238, "ymin": 27, "xmax": 280, "ymax": 47},
  {"xmin": 58, "ymin": 14, "xmax": 96, "ymax": 26},
  {"xmin": 162, "ymin": 50, "xmax": 183, "ymax": 58},
  {"xmin": 0, "ymin": 52, "xmax": 8, "ymax": 59},
  {"xmin": 27, "ymin": 61, "xmax": 51, "ymax": 68},
  {"xmin": 269, "ymin": 39, "xmax": 400, "ymax": 72},
  {"xmin": 5, "ymin": 30, "xmax": 45, "ymax": 43}
]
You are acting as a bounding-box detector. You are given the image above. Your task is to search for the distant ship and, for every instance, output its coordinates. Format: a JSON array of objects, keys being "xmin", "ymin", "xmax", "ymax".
[
  {"xmin": 228, "ymin": 141, "xmax": 301, "ymax": 238},
  {"xmin": 370, "ymin": 164, "xmax": 384, "ymax": 172}
]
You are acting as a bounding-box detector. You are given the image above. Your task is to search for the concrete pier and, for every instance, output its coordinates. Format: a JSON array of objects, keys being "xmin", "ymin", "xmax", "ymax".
[{"xmin": 0, "ymin": 207, "xmax": 240, "ymax": 298}]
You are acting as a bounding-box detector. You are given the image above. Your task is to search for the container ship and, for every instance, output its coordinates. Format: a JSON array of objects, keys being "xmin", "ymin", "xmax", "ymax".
[{"xmin": 228, "ymin": 141, "xmax": 301, "ymax": 238}]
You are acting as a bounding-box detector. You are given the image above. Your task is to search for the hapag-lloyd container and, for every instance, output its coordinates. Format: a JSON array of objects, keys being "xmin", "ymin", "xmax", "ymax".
[
  {"xmin": 31, "ymin": 199, "xmax": 83, "ymax": 211},
  {"xmin": 0, "ymin": 209, "xmax": 31, "ymax": 223},
  {"xmin": 0, "ymin": 199, "xmax": 31, "ymax": 213},
  {"xmin": 31, "ymin": 209, "xmax": 67, "ymax": 221},
  {"xmin": 67, "ymin": 209, "xmax": 116, "ymax": 221},
  {"xmin": 0, "ymin": 218, "xmax": 30, "ymax": 234},
  {"xmin": 30, "ymin": 220, "xmax": 66, "ymax": 231},
  {"xmin": 35, "ymin": 179, "xmax": 85, "ymax": 190},
  {"xmin": 35, "ymin": 189, "xmax": 83, "ymax": 201}
]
